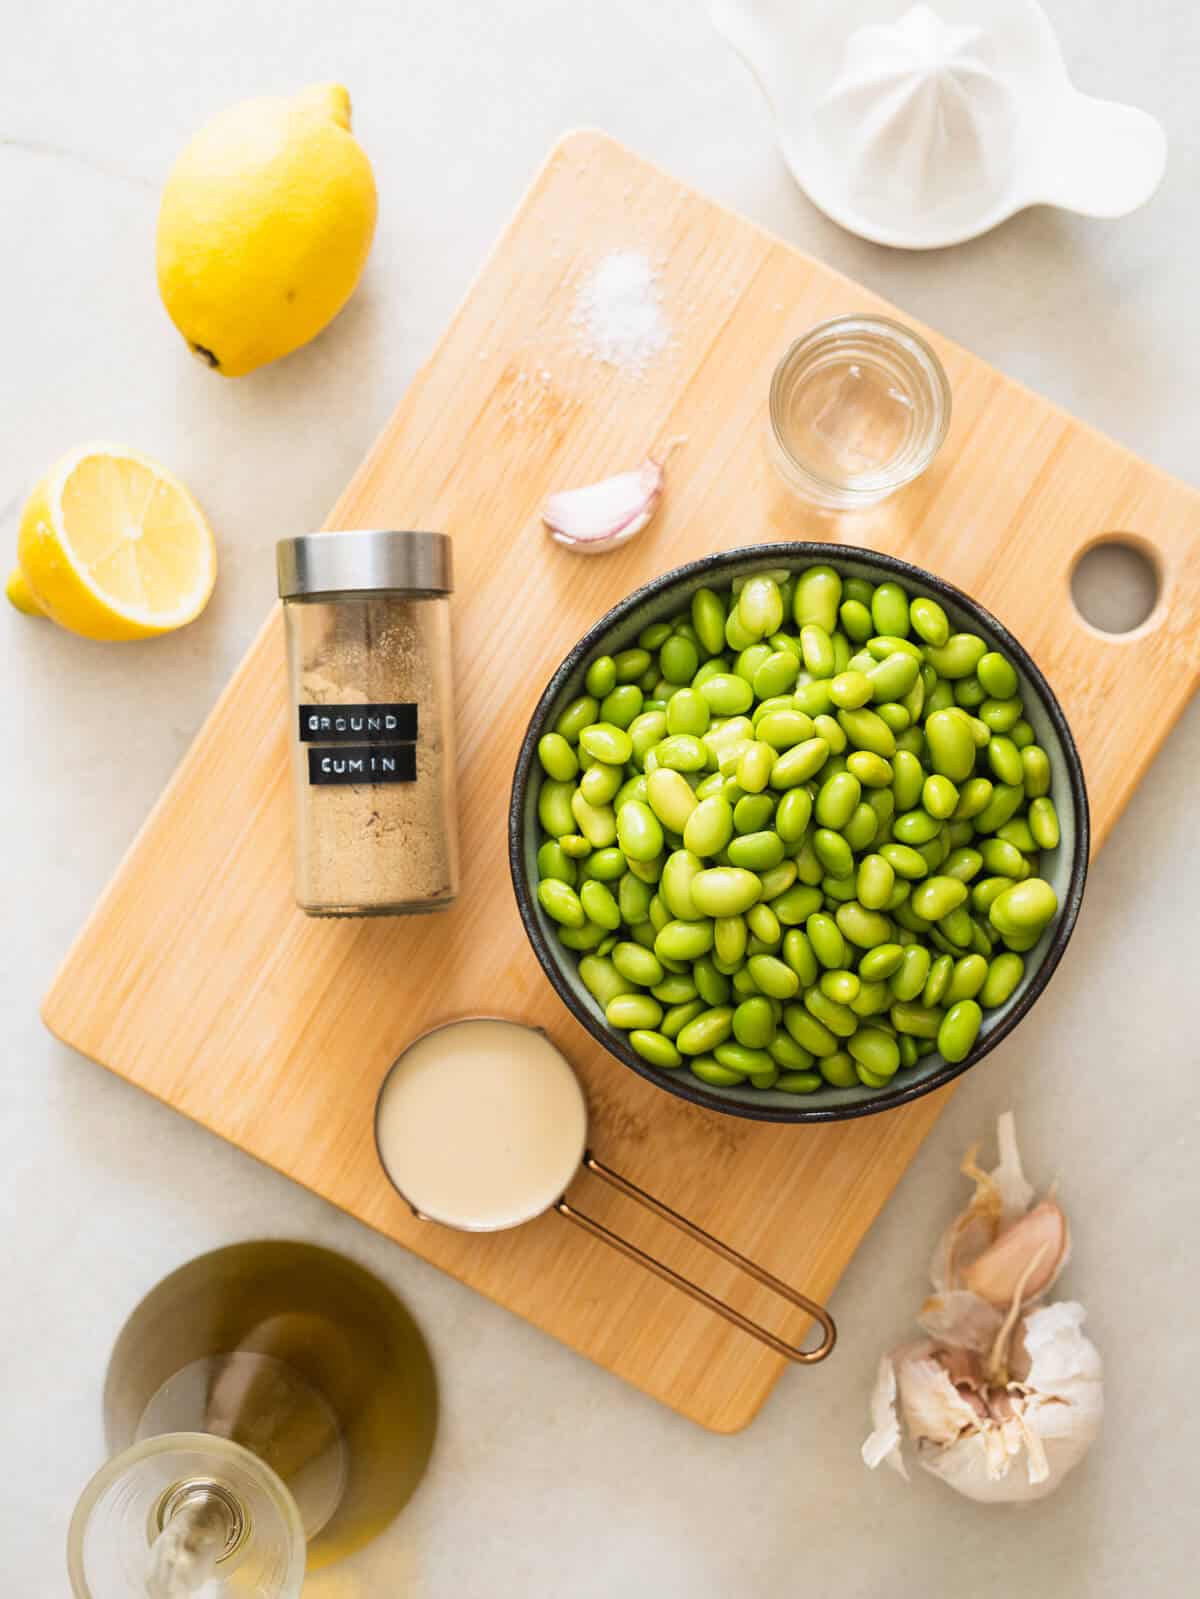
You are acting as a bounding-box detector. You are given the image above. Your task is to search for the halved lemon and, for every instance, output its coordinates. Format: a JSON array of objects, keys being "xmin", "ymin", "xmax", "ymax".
[{"xmin": 10, "ymin": 444, "xmax": 216, "ymax": 640}]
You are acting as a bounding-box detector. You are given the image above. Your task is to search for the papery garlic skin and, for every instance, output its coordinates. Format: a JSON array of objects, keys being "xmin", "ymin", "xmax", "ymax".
[{"xmin": 863, "ymin": 1116, "xmax": 1102, "ymax": 1505}]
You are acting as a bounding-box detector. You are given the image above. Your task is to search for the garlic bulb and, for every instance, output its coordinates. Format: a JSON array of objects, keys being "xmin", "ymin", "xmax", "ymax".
[
  {"xmin": 542, "ymin": 438, "xmax": 684, "ymax": 553},
  {"xmin": 863, "ymin": 1113, "xmax": 1102, "ymax": 1502}
]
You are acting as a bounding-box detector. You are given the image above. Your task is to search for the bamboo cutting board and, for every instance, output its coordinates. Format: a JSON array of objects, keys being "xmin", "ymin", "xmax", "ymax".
[{"xmin": 45, "ymin": 133, "xmax": 1200, "ymax": 1432}]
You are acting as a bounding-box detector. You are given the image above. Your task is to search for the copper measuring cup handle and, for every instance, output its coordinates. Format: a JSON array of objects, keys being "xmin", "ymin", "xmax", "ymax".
[{"xmin": 556, "ymin": 1153, "xmax": 837, "ymax": 1364}]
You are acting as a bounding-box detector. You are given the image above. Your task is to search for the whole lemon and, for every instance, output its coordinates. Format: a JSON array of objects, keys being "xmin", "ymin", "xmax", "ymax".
[{"xmin": 156, "ymin": 84, "xmax": 377, "ymax": 377}]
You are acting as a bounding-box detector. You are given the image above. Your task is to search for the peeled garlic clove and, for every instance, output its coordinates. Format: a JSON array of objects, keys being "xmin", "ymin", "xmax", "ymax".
[
  {"xmin": 964, "ymin": 1200, "xmax": 1070, "ymax": 1308},
  {"xmin": 543, "ymin": 438, "xmax": 684, "ymax": 553}
]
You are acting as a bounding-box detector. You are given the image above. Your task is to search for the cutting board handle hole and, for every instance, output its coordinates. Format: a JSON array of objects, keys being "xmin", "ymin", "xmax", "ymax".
[{"xmin": 1070, "ymin": 535, "xmax": 1164, "ymax": 641}]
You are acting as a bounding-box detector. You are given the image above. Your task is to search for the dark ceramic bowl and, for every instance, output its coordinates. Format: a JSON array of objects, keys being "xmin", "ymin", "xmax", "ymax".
[{"xmin": 509, "ymin": 544, "xmax": 1089, "ymax": 1123}]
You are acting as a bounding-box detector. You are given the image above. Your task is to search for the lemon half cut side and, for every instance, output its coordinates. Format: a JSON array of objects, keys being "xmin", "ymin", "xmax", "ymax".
[{"xmin": 11, "ymin": 444, "xmax": 217, "ymax": 640}]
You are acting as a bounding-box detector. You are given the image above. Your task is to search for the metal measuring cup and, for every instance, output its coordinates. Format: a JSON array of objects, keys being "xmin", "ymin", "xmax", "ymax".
[{"xmin": 373, "ymin": 1018, "xmax": 835, "ymax": 1363}]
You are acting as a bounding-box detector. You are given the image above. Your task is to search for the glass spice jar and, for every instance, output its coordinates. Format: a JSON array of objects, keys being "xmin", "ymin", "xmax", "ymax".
[{"xmin": 276, "ymin": 530, "xmax": 459, "ymax": 917}]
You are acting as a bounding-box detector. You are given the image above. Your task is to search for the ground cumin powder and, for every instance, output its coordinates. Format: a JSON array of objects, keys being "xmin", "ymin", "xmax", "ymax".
[{"xmin": 278, "ymin": 531, "xmax": 459, "ymax": 917}]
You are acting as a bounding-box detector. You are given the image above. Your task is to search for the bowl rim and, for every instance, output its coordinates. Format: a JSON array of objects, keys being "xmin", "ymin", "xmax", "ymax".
[{"xmin": 508, "ymin": 542, "xmax": 1091, "ymax": 1124}]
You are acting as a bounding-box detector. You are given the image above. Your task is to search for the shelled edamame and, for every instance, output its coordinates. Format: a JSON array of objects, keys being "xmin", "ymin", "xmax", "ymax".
[{"xmin": 533, "ymin": 565, "xmax": 1063, "ymax": 1096}]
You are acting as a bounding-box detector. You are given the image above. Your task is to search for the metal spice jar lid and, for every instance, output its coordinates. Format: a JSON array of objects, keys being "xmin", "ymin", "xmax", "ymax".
[{"xmin": 276, "ymin": 530, "xmax": 453, "ymax": 599}]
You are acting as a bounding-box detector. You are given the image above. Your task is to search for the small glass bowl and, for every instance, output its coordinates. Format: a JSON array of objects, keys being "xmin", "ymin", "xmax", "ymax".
[{"xmin": 769, "ymin": 315, "xmax": 951, "ymax": 508}]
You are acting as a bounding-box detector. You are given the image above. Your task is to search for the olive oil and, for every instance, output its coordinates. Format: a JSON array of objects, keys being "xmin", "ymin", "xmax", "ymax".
[{"xmin": 103, "ymin": 1241, "xmax": 437, "ymax": 1569}]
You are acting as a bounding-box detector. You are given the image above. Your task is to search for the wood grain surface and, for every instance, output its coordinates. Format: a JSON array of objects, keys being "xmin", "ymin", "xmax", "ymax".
[{"xmin": 43, "ymin": 132, "xmax": 1200, "ymax": 1432}]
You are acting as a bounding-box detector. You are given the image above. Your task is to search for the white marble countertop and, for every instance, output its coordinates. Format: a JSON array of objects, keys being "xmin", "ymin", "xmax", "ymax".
[{"xmin": 4, "ymin": 2, "xmax": 1198, "ymax": 1593}]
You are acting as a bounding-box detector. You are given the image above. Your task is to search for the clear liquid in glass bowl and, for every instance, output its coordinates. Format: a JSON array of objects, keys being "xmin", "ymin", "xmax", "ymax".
[{"xmin": 770, "ymin": 315, "xmax": 951, "ymax": 507}]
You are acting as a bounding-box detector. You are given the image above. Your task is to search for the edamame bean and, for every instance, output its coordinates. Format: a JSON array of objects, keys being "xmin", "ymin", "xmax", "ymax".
[
  {"xmin": 629, "ymin": 1030, "xmax": 682, "ymax": 1068},
  {"xmin": 922, "ymin": 953, "xmax": 953, "ymax": 1007},
  {"xmin": 839, "ymin": 600, "xmax": 874, "ymax": 643},
  {"xmin": 911, "ymin": 875, "xmax": 968, "ymax": 921},
  {"xmin": 727, "ymin": 831, "xmax": 786, "ymax": 872},
  {"xmin": 942, "ymin": 847, "xmax": 983, "ymax": 883},
  {"xmin": 799, "ymin": 624, "xmax": 836, "ymax": 679},
  {"xmin": 890, "ymin": 1001, "xmax": 945, "ymax": 1038},
  {"xmin": 819, "ymin": 1051, "xmax": 858, "ymax": 1088},
  {"xmin": 666, "ymin": 688, "xmax": 710, "ymax": 738},
  {"xmin": 804, "ymin": 986, "xmax": 857, "ymax": 1037},
  {"xmin": 580, "ymin": 879, "xmax": 621, "ymax": 931},
  {"xmin": 747, "ymin": 954, "xmax": 800, "ymax": 999},
  {"xmin": 689, "ymin": 1057, "xmax": 743, "ymax": 1088},
  {"xmin": 770, "ymin": 1033, "xmax": 815, "ymax": 1071},
  {"xmin": 537, "ymin": 878, "xmax": 585, "ymax": 928},
  {"xmin": 925, "ymin": 708, "xmax": 976, "ymax": 782},
  {"xmin": 860, "ymin": 942, "xmax": 905, "ymax": 981},
  {"xmin": 937, "ymin": 1000, "xmax": 982, "ymax": 1063},
  {"xmin": 770, "ymin": 738, "xmax": 830, "ymax": 788},
  {"xmin": 645, "ymin": 768, "xmax": 698, "ymax": 836},
  {"xmin": 813, "ymin": 828, "xmax": 854, "ymax": 879},
  {"xmin": 837, "ymin": 707, "xmax": 897, "ymax": 758},
  {"xmin": 699, "ymin": 674, "xmax": 754, "ymax": 716},
  {"xmin": 600, "ymin": 685, "xmax": 644, "ymax": 729},
  {"xmin": 661, "ymin": 1000, "xmax": 705, "ymax": 1039},
  {"xmin": 572, "ymin": 790, "xmax": 618, "ymax": 848},
  {"xmin": 922, "ymin": 774, "xmax": 959, "ymax": 820},
  {"xmin": 690, "ymin": 867, "xmax": 761, "ymax": 918},
  {"xmin": 925, "ymin": 634, "xmax": 987, "ymax": 680},
  {"xmin": 617, "ymin": 800, "xmax": 663, "ymax": 861},
  {"xmin": 848, "ymin": 1027, "xmax": 900, "ymax": 1078},
  {"xmin": 953, "ymin": 777, "xmax": 993, "ymax": 820},
  {"xmin": 893, "ymin": 809, "xmax": 944, "ymax": 846},
  {"xmin": 556, "ymin": 695, "xmax": 600, "ymax": 741},
  {"xmin": 946, "ymin": 953, "xmax": 988, "ymax": 1003},
  {"xmin": 606, "ymin": 993, "xmax": 663, "ymax": 1030},
  {"xmin": 733, "ymin": 996, "xmax": 776, "ymax": 1048},
  {"xmin": 1022, "ymin": 745, "xmax": 1051, "ymax": 798},
  {"xmin": 794, "ymin": 564, "xmax": 842, "ymax": 633},
  {"xmin": 676, "ymin": 1006, "xmax": 735, "ymax": 1055},
  {"xmin": 856, "ymin": 853, "xmax": 895, "ymax": 911},
  {"xmin": 580, "ymin": 762, "xmax": 623, "ymax": 806},
  {"xmin": 586, "ymin": 656, "xmax": 618, "ymax": 698},
  {"xmin": 848, "ymin": 751, "xmax": 893, "ymax": 789},
  {"xmin": 538, "ymin": 732, "xmax": 579, "ymax": 782},
  {"xmin": 691, "ymin": 588, "xmax": 726, "ymax": 655},
  {"xmin": 806, "ymin": 912, "xmax": 847, "ymax": 969},
  {"xmin": 660, "ymin": 850, "xmax": 705, "ymax": 922},
  {"xmin": 1029, "ymin": 796, "xmax": 1060, "ymax": 849},
  {"xmin": 776, "ymin": 1071, "xmax": 821, "ymax": 1093},
  {"xmin": 989, "ymin": 878, "xmax": 1057, "ymax": 937},
  {"xmin": 756, "ymin": 710, "xmax": 814, "ymax": 751},
  {"xmin": 579, "ymin": 955, "xmax": 635, "ymax": 1009},
  {"xmin": 910, "ymin": 596, "xmax": 950, "ymax": 647},
  {"xmin": 733, "ymin": 793, "xmax": 775, "ymax": 835},
  {"xmin": 973, "ymin": 783, "xmax": 1024, "ymax": 834},
  {"xmin": 538, "ymin": 840, "xmax": 577, "ymax": 885},
  {"xmin": 830, "ymin": 670, "xmax": 873, "ymax": 710},
  {"xmin": 867, "ymin": 651, "xmax": 920, "ymax": 702},
  {"xmin": 655, "ymin": 919, "xmax": 715, "ymax": 963},
  {"xmin": 981, "ymin": 952, "xmax": 1025, "ymax": 1007},
  {"xmin": 871, "ymin": 582, "xmax": 911, "ymax": 638},
  {"xmin": 683, "ymin": 796, "xmax": 734, "ymax": 858},
  {"xmin": 835, "ymin": 900, "xmax": 893, "ymax": 949},
  {"xmin": 889, "ymin": 944, "xmax": 931, "ymax": 1002},
  {"xmin": 538, "ymin": 779, "xmax": 576, "ymax": 838},
  {"xmin": 986, "ymin": 735, "xmax": 1023, "ymax": 787}
]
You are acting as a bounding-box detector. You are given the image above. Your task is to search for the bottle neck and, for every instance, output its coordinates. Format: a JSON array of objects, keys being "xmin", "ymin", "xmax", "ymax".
[{"xmin": 146, "ymin": 1480, "xmax": 245, "ymax": 1598}]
